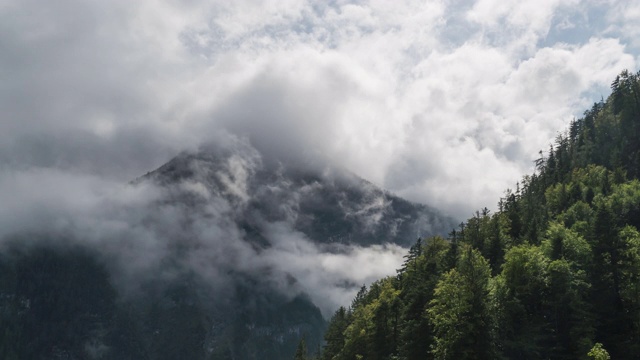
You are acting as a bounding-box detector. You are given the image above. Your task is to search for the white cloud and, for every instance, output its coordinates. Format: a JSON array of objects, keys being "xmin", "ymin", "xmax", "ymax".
[
  {"xmin": 2, "ymin": 0, "xmax": 636, "ymax": 216},
  {"xmin": 259, "ymin": 221, "xmax": 406, "ymax": 316},
  {"xmin": 605, "ymin": 0, "xmax": 640, "ymax": 49},
  {"xmin": 1, "ymin": 0, "xmax": 639, "ymax": 310},
  {"xmin": 0, "ymin": 163, "xmax": 407, "ymax": 317},
  {"xmin": 212, "ymin": 0, "xmax": 307, "ymax": 39}
]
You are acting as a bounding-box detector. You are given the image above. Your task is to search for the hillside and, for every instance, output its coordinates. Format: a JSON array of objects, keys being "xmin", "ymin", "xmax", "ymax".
[
  {"xmin": 316, "ymin": 70, "xmax": 640, "ymax": 360},
  {"xmin": 0, "ymin": 141, "xmax": 454, "ymax": 360}
]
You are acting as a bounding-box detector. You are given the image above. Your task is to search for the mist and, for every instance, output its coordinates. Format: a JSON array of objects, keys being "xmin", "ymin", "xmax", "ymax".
[
  {"xmin": 2, "ymin": 0, "xmax": 640, "ymax": 324},
  {"xmin": 0, "ymin": 138, "xmax": 409, "ymax": 317}
]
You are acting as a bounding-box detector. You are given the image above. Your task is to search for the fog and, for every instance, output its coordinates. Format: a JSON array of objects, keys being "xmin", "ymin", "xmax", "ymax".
[
  {"xmin": 2, "ymin": 0, "xmax": 640, "ymax": 315},
  {"xmin": 0, "ymin": 138, "xmax": 408, "ymax": 316}
]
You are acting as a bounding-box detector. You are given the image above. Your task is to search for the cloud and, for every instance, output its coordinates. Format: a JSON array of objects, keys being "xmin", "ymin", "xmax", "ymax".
[
  {"xmin": 605, "ymin": 0, "xmax": 640, "ymax": 51},
  {"xmin": 259, "ymin": 221, "xmax": 406, "ymax": 316},
  {"xmin": 1, "ymin": 0, "xmax": 639, "ymax": 312},
  {"xmin": 0, "ymin": 147, "xmax": 406, "ymax": 317},
  {"xmin": 3, "ymin": 0, "xmax": 635, "ymax": 216}
]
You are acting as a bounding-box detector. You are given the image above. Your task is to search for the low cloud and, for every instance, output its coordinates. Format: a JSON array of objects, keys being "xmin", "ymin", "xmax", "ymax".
[
  {"xmin": 1, "ymin": 0, "xmax": 640, "ymax": 313},
  {"xmin": 0, "ymin": 142, "xmax": 407, "ymax": 316}
]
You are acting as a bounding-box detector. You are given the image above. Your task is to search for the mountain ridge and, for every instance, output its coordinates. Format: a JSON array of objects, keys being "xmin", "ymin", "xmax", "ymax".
[
  {"xmin": 0, "ymin": 139, "xmax": 455, "ymax": 360},
  {"xmin": 137, "ymin": 142, "xmax": 455, "ymax": 248}
]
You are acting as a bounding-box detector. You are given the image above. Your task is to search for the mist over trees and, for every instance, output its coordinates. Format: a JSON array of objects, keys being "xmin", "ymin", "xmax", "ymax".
[
  {"xmin": 2, "ymin": 64, "xmax": 640, "ymax": 360},
  {"xmin": 314, "ymin": 70, "xmax": 640, "ymax": 360},
  {"xmin": 0, "ymin": 121, "xmax": 452, "ymax": 358}
]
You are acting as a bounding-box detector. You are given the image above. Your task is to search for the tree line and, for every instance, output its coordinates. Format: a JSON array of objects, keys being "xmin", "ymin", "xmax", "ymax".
[{"xmin": 298, "ymin": 70, "xmax": 640, "ymax": 360}]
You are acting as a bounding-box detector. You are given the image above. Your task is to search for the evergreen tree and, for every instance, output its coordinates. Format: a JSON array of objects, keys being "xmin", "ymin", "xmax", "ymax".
[
  {"xmin": 494, "ymin": 245, "xmax": 550, "ymax": 359},
  {"xmin": 398, "ymin": 236, "xmax": 449, "ymax": 359},
  {"xmin": 322, "ymin": 307, "xmax": 348, "ymax": 360},
  {"xmin": 427, "ymin": 246, "xmax": 494, "ymax": 359},
  {"xmin": 294, "ymin": 336, "xmax": 308, "ymax": 360}
]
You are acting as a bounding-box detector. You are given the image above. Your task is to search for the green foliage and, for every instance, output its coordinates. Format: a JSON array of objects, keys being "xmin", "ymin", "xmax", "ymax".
[
  {"xmin": 557, "ymin": 200, "xmax": 593, "ymax": 236},
  {"xmin": 587, "ymin": 343, "xmax": 610, "ymax": 360},
  {"xmin": 546, "ymin": 259, "xmax": 594, "ymax": 358},
  {"xmin": 294, "ymin": 336, "xmax": 308, "ymax": 360},
  {"xmin": 494, "ymin": 245, "xmax": 552, "ymax": 359},
  {"xmin": 618, "ymin": 226, "xmax": 640, "ymax": 352},
  {"xmin": 322, "ymin": 307, "xmax": 348, "ymax": 360},
  {"xmin": 338, "ymin": 278, "xmax": 401, "ymax": 360},
  {"xmin": 397, "ymin": 236, "xmax": 449, "ymax": 359},
  {"xmin": 428, "ymin": 268, "xmax": 470, "ymax": 358},
  {"xmin": 427, "ymin": 246, "xmax": 494, "ymax": 359},
  {"xmin": 319, "ymin": 71, "xmax": 640, "ymax": 360},
  {"xmin": 541, "ymin": 222, "xmax": 592, "ymax": 269}
]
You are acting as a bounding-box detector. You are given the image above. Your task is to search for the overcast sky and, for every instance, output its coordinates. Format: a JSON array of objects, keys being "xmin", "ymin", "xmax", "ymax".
[{"xmin": 2, "ymin": 0, "xmax": 640, "ymax": 220}]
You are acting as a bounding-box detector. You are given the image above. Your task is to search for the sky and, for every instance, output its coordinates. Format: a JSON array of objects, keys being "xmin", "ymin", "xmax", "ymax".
[
  {"xmin": 2, "ymin": 0, "xmax": 640, "ymax": 219},
  {"xmin": 1, "ymin": 0, "xmax": 640, "ymax": 314}
]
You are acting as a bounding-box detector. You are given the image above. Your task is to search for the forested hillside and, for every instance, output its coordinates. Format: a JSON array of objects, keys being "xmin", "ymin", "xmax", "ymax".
[
  {"xmin": 0, "ymin": 126, "xmax": 452, "ymax": 359},
  {"xmin": 310, "ymin": 70, "xmax": 640, "ymax": 360}
]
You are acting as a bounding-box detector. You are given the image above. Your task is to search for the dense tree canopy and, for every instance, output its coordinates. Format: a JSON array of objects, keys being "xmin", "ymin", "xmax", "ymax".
[{"xmin": 315, "ymin": 70, "xmax": 640, "ymax": 359}]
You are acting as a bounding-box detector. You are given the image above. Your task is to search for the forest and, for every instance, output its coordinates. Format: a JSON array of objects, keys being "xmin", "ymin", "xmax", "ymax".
[{"xmin": 304, "ymin": 70, "xmax": 640, "ymax": 360}]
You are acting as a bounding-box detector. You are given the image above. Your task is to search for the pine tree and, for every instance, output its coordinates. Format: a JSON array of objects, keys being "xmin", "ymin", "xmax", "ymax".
[
  {"xmin": 294, "ymin": 336, "xmax": 307, "ymax": 360},
  {"xmin": 322, "ymin": 307, "xmax": 348, "ymax": 360},
  {"xmin": 427, "ymin": 246, "xmax": 494, "ymax": 359}
]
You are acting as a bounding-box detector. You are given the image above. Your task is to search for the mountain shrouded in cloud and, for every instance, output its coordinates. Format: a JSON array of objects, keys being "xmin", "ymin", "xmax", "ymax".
[
  {"xmin": 0, "ymin": 137, "xmax": 453, "ymax": 359},
  {"xmin": 2, "ymin": 0, "xmax": 640, "ymax": 359},
  {"xmin": 140, "ymin": 139, "xmax": 453, "ymax": 247}
]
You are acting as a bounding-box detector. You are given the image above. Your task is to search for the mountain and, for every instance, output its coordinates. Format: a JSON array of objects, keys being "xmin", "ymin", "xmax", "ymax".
[
  {"xmin": 0, "ymin": 141, "xmax": 454, "ymax": 360},
  {"xmin": 318, "ymin": 70, "xmax": 640, "ymax": 360},
  {"xmin": 131, "ymin": 142, "xmax": 455, "ymax": 358},
  {"xmin": 139, "ymin": 143, "xmax": 454, "ymax": 248}
]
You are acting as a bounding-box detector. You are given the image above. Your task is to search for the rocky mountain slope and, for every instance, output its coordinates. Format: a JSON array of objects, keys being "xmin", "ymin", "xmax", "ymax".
[{"xmin": 140, "ymin": 142, "xmax": 454, "ymax": 248}]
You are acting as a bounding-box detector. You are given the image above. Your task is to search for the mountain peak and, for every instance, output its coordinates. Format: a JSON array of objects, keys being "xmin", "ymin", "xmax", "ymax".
[{"xmin": 140, "ymin": 142, "xmax": 455, "ymax": 247}]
